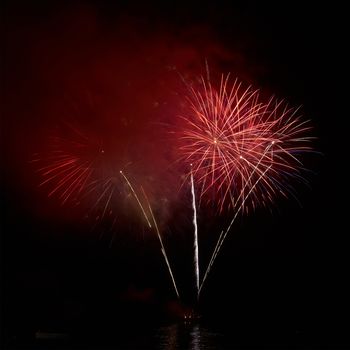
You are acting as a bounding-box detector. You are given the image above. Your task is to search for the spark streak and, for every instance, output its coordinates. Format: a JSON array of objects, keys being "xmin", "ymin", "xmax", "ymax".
[
  {"xmin": 119, "ymin": 170, "xmax": 152, "ymax": 229},
  {"xmin": 143, "ymin": 189, "xmax": 180, "ymax": 299},
  {"xmin": 119, "ymin": 171, "xmax": 180, "ymax": 299},
  {"xmin": 190, "ymin": 165, "xmax": 199, "ymax": 299}
]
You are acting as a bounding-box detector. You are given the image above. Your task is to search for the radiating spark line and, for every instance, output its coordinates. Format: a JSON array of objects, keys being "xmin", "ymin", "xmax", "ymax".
[{"xmin": 47, "ymin": 162, "xmax": 91, "ymax": 198}]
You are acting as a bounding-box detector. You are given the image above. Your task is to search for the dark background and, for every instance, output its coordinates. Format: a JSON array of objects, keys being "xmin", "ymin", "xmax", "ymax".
[{"xmin": 1, "ymin": 1, "xmax": 348, "ymax": 348}]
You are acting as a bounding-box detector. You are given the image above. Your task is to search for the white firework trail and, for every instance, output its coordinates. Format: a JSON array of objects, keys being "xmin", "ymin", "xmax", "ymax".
[
  {"xmin": 190, "ymin": 164, "xmax": 200, "ymax": 299},
  {"xmin": 143, "ymin": 190, "xmax": 181, "ymax": 300}
]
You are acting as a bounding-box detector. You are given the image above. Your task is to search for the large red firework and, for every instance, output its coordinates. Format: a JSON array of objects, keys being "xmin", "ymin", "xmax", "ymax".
[{"xmin": 178, "ymin": 73, "xmax": 313, "ymax": 214}]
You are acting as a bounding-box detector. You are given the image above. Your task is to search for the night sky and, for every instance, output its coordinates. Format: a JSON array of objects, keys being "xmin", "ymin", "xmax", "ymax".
[{"xmin": 1, "ymin": 1, "xmax": 348, "ymax": 348}]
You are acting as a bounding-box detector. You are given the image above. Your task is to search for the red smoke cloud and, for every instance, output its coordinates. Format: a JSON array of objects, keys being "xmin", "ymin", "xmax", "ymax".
[{"xmin": 2, "ymin": 2, "xmax": 258, "ymax": 228}]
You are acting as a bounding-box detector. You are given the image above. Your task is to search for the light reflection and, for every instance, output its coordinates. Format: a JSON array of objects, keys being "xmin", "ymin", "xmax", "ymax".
[{"xmin": 156, "ymin": 322, "xmax": 222, "ymax": 350}]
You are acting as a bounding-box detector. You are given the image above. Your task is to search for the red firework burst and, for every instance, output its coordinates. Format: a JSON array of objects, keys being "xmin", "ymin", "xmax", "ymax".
[
  {"xmin": 31, "ymin": 121, "xmax": 159, "ymax": 239},
  {"xmin": 31, "ymin": 122, "xmax": 125, "ymax": 226},
  {"xmin": 31, "ymin": 123, "xmax": 103, "ymax": 205},
  {"xmin": 178, "ymin": 73, "xmax": 313, "ymax": 213}
]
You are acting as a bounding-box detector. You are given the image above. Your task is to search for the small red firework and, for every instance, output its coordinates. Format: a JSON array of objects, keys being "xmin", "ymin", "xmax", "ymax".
[
  {"xmin": 32, "ymin": 123, "xmax": 103, "ymax": 205},
  {"xmin": 31, "ymin": 122, "xmax": 124, "ymax": 225}
]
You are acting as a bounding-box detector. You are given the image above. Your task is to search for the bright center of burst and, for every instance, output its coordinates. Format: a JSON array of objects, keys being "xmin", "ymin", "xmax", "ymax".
[{"xmin": 213, "ymin": 138, "xmax": 218, "ymax": 145}]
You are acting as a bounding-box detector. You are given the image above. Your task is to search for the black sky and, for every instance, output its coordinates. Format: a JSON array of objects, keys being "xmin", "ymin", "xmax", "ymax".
[{"xmin": 1, "ymin": 1, "xmax": 348, "ymax": 348}]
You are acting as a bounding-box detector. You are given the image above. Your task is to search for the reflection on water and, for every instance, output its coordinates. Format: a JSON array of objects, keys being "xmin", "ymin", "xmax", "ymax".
[{"xmin": 156, "ymin": 322, "xmax": 224, "ymax": 350}]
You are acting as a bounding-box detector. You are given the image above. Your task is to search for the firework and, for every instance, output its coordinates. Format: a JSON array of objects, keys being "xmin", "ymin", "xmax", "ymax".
[
  {"xmin": 178, "ymin": 73, "xmax": 313, "ymax": 214},
  {"xmin": 31, "ymin": 123, "xmax": 104, "ymax": 206},
  {"xmin": 178, "ymin": 70, "xmax": 313, "ymax": 295},
  {"xmin": 31, "ymin": 122, "xmax": 134, "ymax": 241},
  {"xmin": 31, "ymin": 68, "xmax": 314, "ymax": 304}
]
